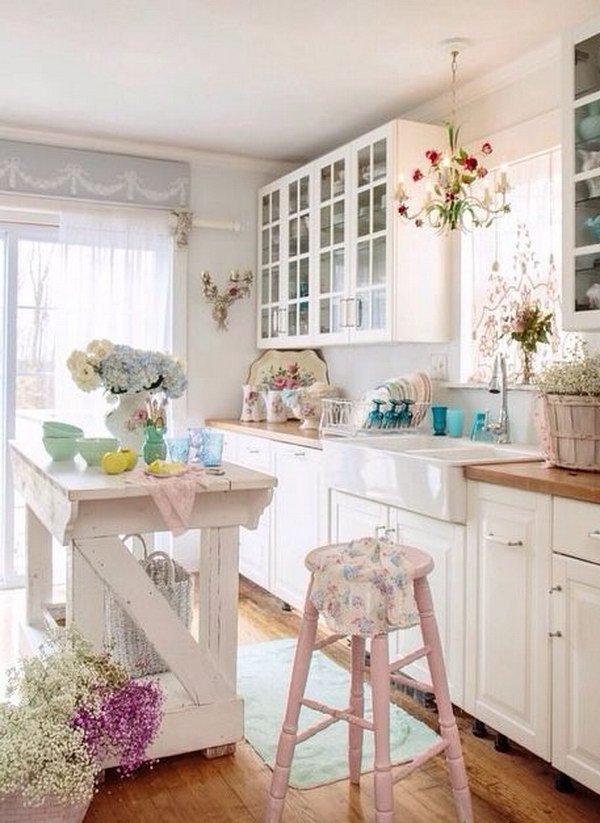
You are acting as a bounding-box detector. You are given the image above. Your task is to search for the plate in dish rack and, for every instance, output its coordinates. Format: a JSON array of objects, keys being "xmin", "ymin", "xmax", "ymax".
[{"xmin": 246, "ymin": 349, "xmax": 329, "ymax": 391}]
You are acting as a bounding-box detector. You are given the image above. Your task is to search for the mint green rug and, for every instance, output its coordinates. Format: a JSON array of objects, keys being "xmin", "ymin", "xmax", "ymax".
[{"xmin": 237, "ymin": 637, "xmax": 439, "ymax": 789}]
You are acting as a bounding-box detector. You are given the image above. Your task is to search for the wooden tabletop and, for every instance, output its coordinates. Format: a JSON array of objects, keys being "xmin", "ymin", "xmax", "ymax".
[
  {"xmin": 206, "ymin": 418, "xmax": 322, "ymax": 449},
  {"xmin": 464, "ymin": 461, "xmax": 600, "ymax": 504}
]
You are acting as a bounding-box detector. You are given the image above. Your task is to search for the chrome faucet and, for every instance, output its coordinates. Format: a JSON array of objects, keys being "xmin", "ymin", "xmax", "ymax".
[{"xmin": 486, "ymin": 353, "xmax": 510, "ymax": 443}]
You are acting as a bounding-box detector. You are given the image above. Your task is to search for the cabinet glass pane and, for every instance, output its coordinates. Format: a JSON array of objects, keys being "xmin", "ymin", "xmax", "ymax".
[
  {"xmin": 356, "ymin": 292, "xmax": 370, "ymax": 329},
  {"xmin": 575, "ymin": 102, "xmax": 600, "ymax": 159},
  {"xmin": 271, "ymin": 267, "xmax": 279, "ymax": 303},
  {"xmin": 271, "ymin": 307, "xmax": 279, "ymax": 335},
  {"xmin": 372, "ymin": 288, "xmax": 385, "ymax": 329},
  {"xmin": 299, "ymin": 259, "xmax": 309, "ymax": 298},
  {"xmin": 289, "ymin": 261, "xmax": 298, "ymax": 299},
  {"xmin": 373, "ymin": 183, "xmax": 387, "ymax": 233},
  {"xmin": 300, "ymin": 176, "xmax": 309, "ymax": 210},
  {"xmin": 271, "ymin": 224, "xmax": 280, "ymax": 262},
  {"xmin": 575, "ymin": 34, "xmax": 600, "ymax": 99},
  {"xmin": 262, "ymin": 229, "xmax": 269, "ymax": 262},
  {"xmin": 321, "ymin": 165, "xmax": 331, "ymax": 202},
  {"xmin": 261, "ymin": 269, "xmax": 269, "ymax": 305},
  {"xmin": 333, "ymin": 249, "xmax": 345, "ymax": 292},
  {"xmin": 333, "ymin": 200, "xmax": 344, "ymax": 244},
  {"xmin": 320, "ymin": 298, "xmax": 331, "ymax": 334},
  {"xmin": 333, "ymin": 160, "xmax": 345, "ymax": 196},
  {"xmin": 289, "ymin": 304, "xmax": 297, "ymax": 336},
  {"xmin": 358, "ymin": 190, "xmax": 370, "ymax": 236},
  {"xmin": 373, "ymin": 139, "xmax": 387, "ymax": 181},
  {"xmin": 300, "ymin": 216, "xmax": 309, "ymax": 255},
  {"xmin": 358, "ymin": 146, "xmax": 370, "ymax": 186},
  {"xmin": 332, "ymin": 297, "xmax": 341, "ymax": 332},
  {"xmin": 261, "ymin": 308, "xmax": 269, "ymax": 338},
  {"xmin": 289, "ymin": 182, "xmax": 298, "ymax": 215},
  {"xmin": 289, "ymin": 217, "xmax": 298, "ymax": 256},
  {"xmin": 373, "ymin": 236, "xmax": 386, "ymax": 284},
  {"xmin": 299, "ymin": 301, "xmax": 309, "ymax": 334},
  {"xmin": 262, "ymin": 195, "xmax": 269, "ymax": 226},
  {"xmin": 272, "ymin": 190, "xmax": 280, "ymax": 221},
  {"xmin": 357, "ymin": 241, "xmax": 370, "ymax": 288},
  {"xmin": 574, "ymin": 251, "xmax": 600, "ymax": 312},
  {"xmin": 575, "ymin": 181, "xmax": 600, "ymax": 247},
  {"xmin": 321, "ymin": 205, "xmax": 331, "ymax": 248},
  {"xmin": 320, "ymin": 252, "xmax": 331, "ymax": 293}
]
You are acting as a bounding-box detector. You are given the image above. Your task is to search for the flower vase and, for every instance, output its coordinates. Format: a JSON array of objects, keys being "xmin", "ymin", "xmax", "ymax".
[
  {"xmin": 142, "ymin": 422, "xmax": 167, "ymax": 465},
  {"xmin": 105, "ymin": 391, "xmax": 149, "ymax": 450},
  {"xmin": 521, "ymin": 349, "xmax": 534, "ymax": 384}
]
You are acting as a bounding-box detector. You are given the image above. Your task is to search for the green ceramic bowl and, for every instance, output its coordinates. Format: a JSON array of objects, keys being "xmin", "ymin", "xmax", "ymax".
[
  {"xmin": 76, "ymin": 437, "xmax": 119, "ymax": 467},
  {"xmin": 43, "ymin": 420, "xmax": 84, "ymax": 438},
  {"xmin": 42, "ymin": 436, "xmax": 79, "ymax": 461}
]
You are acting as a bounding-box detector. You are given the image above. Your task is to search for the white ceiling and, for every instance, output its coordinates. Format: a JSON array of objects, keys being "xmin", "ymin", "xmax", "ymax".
[{"xmin": 0, "ymin": 0, "xmax": 599, "ymax": 163}]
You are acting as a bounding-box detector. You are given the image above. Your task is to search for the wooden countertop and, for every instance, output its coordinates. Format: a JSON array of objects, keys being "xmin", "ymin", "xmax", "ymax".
[
  {"xmin": 464, "ymin": 461, "xmax": 600, "ymax": 504},
  {"xmin": 207, "ymin": 418, "xmax": 322, "ymax": 449}
]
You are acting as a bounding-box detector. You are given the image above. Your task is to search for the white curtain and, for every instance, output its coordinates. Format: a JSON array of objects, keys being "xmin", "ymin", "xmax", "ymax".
[
  {"xmin": 55, "ymin": 209, "xmax": 173, "ymax": 428},
  {"xmin": 462, "ymin": 148, "xmax": 573, "ymax": 383}
]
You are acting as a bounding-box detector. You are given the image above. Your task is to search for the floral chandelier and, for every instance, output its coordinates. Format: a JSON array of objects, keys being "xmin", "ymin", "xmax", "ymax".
[{"xmin": 397, "ymin": 47, "xmax": 510, "ymax": 233}]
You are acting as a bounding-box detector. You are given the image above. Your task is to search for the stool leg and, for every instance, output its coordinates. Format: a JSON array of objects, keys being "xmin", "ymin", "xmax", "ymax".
[
  {"xmin": 348, "ymin": 635, "xmax": 366, "ymax": 784},
  {"xmin": 370, "ymin": 633, "xmax": 394, "ymax": 823},
  {"xmin": 414, "ymin": 577, "xmax": 473, "ymax": 823},
  {"xmin": 265, "ymin": 595, "xmax": 319, "ymax": 823}
]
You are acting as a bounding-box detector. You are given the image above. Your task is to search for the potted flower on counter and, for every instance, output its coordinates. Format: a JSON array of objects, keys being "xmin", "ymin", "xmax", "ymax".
[{"xmin": 0, "ymin": 627, "xmax": 163, "ymax": 822}]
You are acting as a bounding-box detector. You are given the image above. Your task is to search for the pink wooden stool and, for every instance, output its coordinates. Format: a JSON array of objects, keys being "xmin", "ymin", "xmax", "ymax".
[{"xmin": 265, "ymin": 540, "xmax": 473, "ymax": 823}]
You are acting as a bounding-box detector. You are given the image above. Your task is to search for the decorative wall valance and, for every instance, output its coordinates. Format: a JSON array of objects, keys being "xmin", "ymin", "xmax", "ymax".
[{"xmin": 0, "ymin": 139, "xmax": 190, "ymax": 208}]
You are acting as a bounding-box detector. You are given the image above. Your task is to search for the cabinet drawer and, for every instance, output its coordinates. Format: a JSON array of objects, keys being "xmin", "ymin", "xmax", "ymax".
[
  {"xmin": 553, "ymin": 497, "xmax": 600, "ymax": 563},
  {"xmin": 234, "ymin": 435, "xmax": 273, "ymax": 471}
]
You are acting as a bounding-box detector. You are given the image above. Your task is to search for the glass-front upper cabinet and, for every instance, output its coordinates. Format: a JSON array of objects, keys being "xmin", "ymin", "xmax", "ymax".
[
  {"xmin": 258, "ymin": 185, "xmax": 283, "ymax": 342},
  {"xmin": 315, "ymin": 148, "xmax": 350, "ymax": 343},
  {"xmin": 350, "ymin": 124, "xmax": 391, "ymax": 341},
  {"xmin": 564, "ymin": 17, "xmax": 600, "ymax": 329},
  {"xmin": 285, "ymin": 172, "xmax": 311, "ymax": 340}
]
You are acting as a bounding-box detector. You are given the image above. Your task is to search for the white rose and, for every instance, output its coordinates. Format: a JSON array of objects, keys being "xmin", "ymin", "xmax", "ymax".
[
  {"xmin": 86, "ymin": 338, "xmax": 114, "ymax": 364},
  {"xmin": 66, "ymin": 350, "xmax": 88, "ymax": 376},
  {"xmin": 74, "ymin": 364, "xmax": 102, "ymax": 392}
]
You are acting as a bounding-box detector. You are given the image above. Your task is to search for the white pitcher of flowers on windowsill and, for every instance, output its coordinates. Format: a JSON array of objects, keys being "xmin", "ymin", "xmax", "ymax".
[{"xmin": 67, "ymin": 339, "xmax": 186, "ymax": 451}]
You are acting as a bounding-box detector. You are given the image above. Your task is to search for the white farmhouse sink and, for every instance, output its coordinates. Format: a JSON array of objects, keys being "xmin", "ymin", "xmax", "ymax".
[{"xmin": 322, "ymin": 434, "xmax": 540, "ymax": 524}]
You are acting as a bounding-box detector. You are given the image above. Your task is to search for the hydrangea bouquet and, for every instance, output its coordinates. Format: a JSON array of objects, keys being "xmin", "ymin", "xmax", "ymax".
[
  {"xmin": 67, "ymin": 339, "xmax": 187, "ymax": 398},
  {"xmin": 0, "ymin": 628, "xmax": 163, "ymax": 810}
]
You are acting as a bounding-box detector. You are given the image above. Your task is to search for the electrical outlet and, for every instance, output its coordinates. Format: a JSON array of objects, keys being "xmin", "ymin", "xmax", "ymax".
[{"xmin": 430, "ymin": 354, "xmax": 448, "ymax": 381}]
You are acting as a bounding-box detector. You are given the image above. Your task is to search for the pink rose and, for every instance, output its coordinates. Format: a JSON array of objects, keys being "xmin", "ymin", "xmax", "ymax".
[
  {"xmin": 287, "ymin": 362, "xmax": 299, "ymax": 375},
  {"xmin": 412, "ymin": 168, "xmax": 423, "ymax": 182},
  {"xmin": 464, "ymin": 156, "xmax": 478, "ymax": 171},
  {"xmin": 511, "ymin": 317, "xmax": 527, "ymax": 334},
  {"xmin": 271, "ymin": 375, "xmax": 287, "ymax": 390},
  {"xmin": 425, "ymin": 150, "xmax": 441, "ymax": 165},
  {"xmin": 481, "ymin": 142, "xmax": 493, "ymax": 155}
]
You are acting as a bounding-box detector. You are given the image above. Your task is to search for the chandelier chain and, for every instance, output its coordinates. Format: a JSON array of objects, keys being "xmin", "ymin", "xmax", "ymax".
[{"xmin": 450, "ymin": 50, "xmax": 458, "ymax": 126}]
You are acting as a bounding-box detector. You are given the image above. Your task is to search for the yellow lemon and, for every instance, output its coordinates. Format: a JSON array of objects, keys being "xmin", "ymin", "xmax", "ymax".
[
  {"xmin": 101, "ymin": 451, "xmax": 128, "ymax": 475},
  {"xmin": 118, "ymin": 447, "xmax": 138, "ymax": 470}
]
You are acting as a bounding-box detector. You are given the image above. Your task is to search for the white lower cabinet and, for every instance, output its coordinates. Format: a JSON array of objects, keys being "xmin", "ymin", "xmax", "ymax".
[
  {"xmin": 465, "ymin": 481, "xmax": 552, "ymax": 759},
  {"xmin": 329, "ymin": 489, "xmax": 465, "ymax": 707}
]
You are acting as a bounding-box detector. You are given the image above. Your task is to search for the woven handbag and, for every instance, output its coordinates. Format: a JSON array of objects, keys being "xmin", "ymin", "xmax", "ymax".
[{"xmin": 104, "ymin": 534, "xmax": 192, "ymax": 677}]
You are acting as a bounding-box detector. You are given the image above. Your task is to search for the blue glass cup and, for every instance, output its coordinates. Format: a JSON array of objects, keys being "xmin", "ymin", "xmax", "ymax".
[
  {"xmin": 189, "ymin": 427, "xmax": 224, "ymax": 467},
  {"xmin": 430, "ymin": 405, "xmax": 448, "ymax": 436},
  {"xmin": 446, "ymin": 408, "xmax": 465, "ymax": 438},
  {"xmin": 166, "ymin": 435, "xmax": 190, "ymax": 463}
]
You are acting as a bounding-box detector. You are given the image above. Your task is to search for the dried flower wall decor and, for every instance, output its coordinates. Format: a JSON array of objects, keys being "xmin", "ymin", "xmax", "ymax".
[{"xmin": 200, "ymin": 269, "xmax": 253, "ymax": 330}]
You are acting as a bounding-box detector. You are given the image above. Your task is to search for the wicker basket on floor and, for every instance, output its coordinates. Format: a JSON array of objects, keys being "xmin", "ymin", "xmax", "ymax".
[
  {"xmin": 537, "ymin": 393, "xmax": 600, "ymax": 471},
  {"xmin": 104, "ymin": 534, "xmax": 192, "ymax": 677},
  {"xmin": 0, "ymin": 795, "xmax": 90, "ymax": 823}
]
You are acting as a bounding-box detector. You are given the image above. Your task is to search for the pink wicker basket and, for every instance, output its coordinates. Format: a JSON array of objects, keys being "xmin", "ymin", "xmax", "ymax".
[
  {"xmin": 0, "ymin": 795, "xmax": 90, "ymax": 823},
  {"xmin": 536, "ymin": 393, "xmax": 600, "ymax": 471}
]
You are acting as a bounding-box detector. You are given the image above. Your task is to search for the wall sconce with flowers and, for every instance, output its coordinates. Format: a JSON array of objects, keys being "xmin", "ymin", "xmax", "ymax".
[
  {"xmin": 201, "ymin": 269, "xmax": 253, "ymax": 330},
  {"xmin": 397, "ymin": 42, "xmax": 511, "ymax": 233}
]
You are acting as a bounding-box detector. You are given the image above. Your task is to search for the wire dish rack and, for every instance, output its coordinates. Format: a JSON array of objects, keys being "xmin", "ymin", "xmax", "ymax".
[{"xmin": 320, "ymin": 398, "xmax": 430, "ymax": 437}]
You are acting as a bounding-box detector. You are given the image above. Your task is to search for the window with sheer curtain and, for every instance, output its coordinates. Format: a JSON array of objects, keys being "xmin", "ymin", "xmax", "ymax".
[
  {"xmin": 1, "ymin": 208, "xmax": 174, "ymax": 584},
  {"xmin": 461, "ymin": 147, "xmax": 574, "ymax": 384}
]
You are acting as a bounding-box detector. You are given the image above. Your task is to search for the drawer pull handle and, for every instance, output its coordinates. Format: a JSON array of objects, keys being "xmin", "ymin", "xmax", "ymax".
[
  {"xmin": 484, "ymin": 533, "xmax": 523, "ymax": 547},
  {"xmin": 588, "ymin": 530, "xmax": 600, "ymax": 541},
  {"xmin": 293, "ymin": 451, "xmax": 306, "ymax": 457},
  {"xmin": 548, "ymin": 631, "xmax": 563, "ymax": 638},
  {"xmin": 549, "ymin": 585, "xmax": 563, "ymax": 594},
  {"xmin": 248, "ymin": 449, "xmax": 260, "ymax": 454}
]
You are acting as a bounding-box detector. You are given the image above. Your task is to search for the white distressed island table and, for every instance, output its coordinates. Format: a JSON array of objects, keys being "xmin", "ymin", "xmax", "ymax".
[{"xmin": 10, "ymin": 440, "xmax": 275, "ymax": 759}]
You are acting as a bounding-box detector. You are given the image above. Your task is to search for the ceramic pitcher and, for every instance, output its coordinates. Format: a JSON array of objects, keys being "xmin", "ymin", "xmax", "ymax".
[{"xmin": 241, "ymin": 384, "xmax": 266, "ymax": 421}]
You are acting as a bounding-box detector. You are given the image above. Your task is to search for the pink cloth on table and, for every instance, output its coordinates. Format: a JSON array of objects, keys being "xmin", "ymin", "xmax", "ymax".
[{"xmin": 126, "ymin": 465, "xmax": 209, "ymax": 535}]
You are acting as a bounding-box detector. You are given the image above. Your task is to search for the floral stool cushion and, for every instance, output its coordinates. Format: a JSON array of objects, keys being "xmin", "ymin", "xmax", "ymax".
[{"xmin": 306, "ymin": 537, "xmax": 420, "ymax": 637}]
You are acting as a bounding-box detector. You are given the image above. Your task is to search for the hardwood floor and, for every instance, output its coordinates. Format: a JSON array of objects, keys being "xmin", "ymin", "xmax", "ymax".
[{"xmin": 2, "ymin": 579, "xmax": 600, "ymax": 822}]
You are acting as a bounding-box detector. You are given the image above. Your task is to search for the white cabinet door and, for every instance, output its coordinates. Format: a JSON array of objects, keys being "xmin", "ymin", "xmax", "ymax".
[
  {"xmin": 258, "ymin": 182, "xmax": 285, "ymax": 345},
  {"xmin": 233, "ymin": 434, "xmax": 274, "ymax": 590},
  {"xmin": 552, "ymin": 553, "xmax": 600, "ymax": 793},
  {"xmin": 329, "ymin": 489, "xmax": 389, "ymax": 544},
  {"xmin": 465, "ymin": 482, "xmax": 551, "ymax": 759},
  {"xmin": 272, "ymin": 444, "xmax": 322, "ymax": 611},
  {"xmin": 389, "ymin": 508, "xmax": 465, "ymax": 708}
]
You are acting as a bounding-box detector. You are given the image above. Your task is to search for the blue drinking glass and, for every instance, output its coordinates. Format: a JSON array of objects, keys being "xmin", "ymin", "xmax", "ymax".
[
  {"xmin": 431, "ymin": 405, "xmax": 448, "ymax": 436},
  {"xmin": 188, "ymin": 427, "xmax": 224, "ymax": 467},
  {"xmin": 166, "ymin": 435, "xmax": 190, "ymax": 463}
]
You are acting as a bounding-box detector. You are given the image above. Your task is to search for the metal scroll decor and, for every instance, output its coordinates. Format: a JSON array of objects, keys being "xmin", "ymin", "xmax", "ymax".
[{"xmin": 201, "ymin": 269, "xmax": 253, "ymax": 330}]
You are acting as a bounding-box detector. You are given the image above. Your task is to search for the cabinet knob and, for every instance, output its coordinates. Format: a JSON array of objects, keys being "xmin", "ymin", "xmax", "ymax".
[
  {"xmin": 549, "ymin": 585, "xmax": 563, "ymax": 594},
  {"xmin": 548, "ymin": 631, "xmax": 563, "ymax": 638},
  {"xmin": 484, "ymin": 532, "xmax": 523, "ymax": 547}
]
